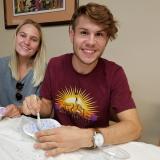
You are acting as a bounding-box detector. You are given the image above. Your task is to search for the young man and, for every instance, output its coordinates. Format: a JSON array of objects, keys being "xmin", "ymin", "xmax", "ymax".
[{"xmin": 22, "ymin": 3, "xmax": 142, "ymax": 157}]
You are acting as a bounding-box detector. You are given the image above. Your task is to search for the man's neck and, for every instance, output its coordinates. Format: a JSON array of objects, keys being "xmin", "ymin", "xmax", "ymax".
[{"xmin": 72, "ymin": 55, "xmax": 98, "ymax": 74}]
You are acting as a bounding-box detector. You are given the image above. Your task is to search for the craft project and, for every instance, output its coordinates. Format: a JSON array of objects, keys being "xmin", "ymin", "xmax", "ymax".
[
  {"xmin": 0, "ymin": 107, "xmax": 6, "ymax": 120},
  {"xmin": 23, "ymin": 118, "xmax": 61, "ymax": 138}
]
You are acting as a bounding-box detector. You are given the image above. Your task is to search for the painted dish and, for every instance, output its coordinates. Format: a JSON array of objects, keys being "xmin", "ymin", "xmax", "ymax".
[
  {"xmin": 23, "ymin": 118, "xmax": 61, "ymax": 138},
  {"xmin": 0, "ymin": 107, "xmax": 6, "ymax": 120}
]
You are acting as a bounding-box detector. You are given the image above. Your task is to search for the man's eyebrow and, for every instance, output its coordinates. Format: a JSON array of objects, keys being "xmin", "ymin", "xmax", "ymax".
[
  {"xmin": 78, "ymin": 28, "xmax": 105, "ymax": 32},
  {"xmin": 97, "ymin": 29, "xmax": 106, "ymax": 32},
  {"xmin": 78, "ymin": 27, "xmax": 88, "ymax": 30}
]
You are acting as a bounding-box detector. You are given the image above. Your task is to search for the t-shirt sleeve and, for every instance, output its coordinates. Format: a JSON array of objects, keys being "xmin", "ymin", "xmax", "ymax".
[
  {"xmin": 110, "ymin": 67, "xmax": 136, "ymax": 113},
  {"xmin": 40, "ymin": 60, "xmax": 53, "ymax": 100}
]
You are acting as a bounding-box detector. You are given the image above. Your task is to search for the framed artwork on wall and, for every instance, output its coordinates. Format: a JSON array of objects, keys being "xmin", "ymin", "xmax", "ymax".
[{"xmin": 3, "ymin": 0, "xmax": 79, "ymax": 29}]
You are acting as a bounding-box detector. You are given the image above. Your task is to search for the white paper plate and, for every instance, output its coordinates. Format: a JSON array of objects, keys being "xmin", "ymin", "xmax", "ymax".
[
  {"xmin": 0, "ymin": 107, "xmax": 6, "ymax": 120},
  {"xmin": 23, "ymin": 118, "xmax": 61, "ymax": 138}
]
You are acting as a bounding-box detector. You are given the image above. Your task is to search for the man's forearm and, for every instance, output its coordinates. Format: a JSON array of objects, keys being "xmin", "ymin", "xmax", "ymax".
[
  {"xmin": 40, "ymin": 98, "xmax": 53, "ymax": 117},
  {"xmin": 100, "ymin": 120, "xmax": 142, "ymax": 145},
  {"xmin": 81, "ymin": 119, "xmax": 142, "ymax": 149},
  {"xmin": 84, "ymin": 109, "xmax": 142, "ymax": 147}
]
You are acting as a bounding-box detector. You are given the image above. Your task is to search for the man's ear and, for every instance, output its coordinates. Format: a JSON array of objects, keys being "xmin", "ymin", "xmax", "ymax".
[{"xmin": 69, "ymin": 26, "xmax": 74, "ymax": 43}]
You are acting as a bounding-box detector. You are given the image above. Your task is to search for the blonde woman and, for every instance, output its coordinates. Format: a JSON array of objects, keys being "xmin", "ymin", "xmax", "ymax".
[{"xmin": 0, "ymin": 19, "xmax": 46, "ymax": 117}]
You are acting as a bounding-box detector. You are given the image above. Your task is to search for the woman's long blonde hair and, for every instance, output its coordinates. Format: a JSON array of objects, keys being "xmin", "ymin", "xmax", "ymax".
[{"xmin": 9, "ymin": 19, "xmax": 46, "ymax": 86}]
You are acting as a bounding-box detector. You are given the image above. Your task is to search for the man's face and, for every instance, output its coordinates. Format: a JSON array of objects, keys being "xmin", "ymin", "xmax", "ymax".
[{"xmin": 70, "ymin": 15, "xmax": 109, "ymax": 68}]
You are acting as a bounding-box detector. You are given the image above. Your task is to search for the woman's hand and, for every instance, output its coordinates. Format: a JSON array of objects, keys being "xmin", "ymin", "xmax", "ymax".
[{"xmin": 5, "ymin": 104, "xmax": 21, "ymax": 117}]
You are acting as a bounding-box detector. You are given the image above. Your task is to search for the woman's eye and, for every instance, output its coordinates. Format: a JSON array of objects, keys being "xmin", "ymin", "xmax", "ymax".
[
  {"xmin": 31, "ymin": 38, "xmax": 39, "ymax": 42},
  {"xmin": 20, "ymin": 33, "xmax": 26, "ymax": 38}
]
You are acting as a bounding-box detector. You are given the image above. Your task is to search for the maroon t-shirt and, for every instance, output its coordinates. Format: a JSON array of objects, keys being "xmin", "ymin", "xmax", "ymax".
[{"xmin": 40, "ymin": 53, "xmax": 135, "ymax": 128}]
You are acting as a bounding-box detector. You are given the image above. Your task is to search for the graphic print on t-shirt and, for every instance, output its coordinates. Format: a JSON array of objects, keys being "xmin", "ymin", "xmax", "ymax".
[{"xmin": 55, "ymin": 86, "xmax": 98, "ymax": 122}]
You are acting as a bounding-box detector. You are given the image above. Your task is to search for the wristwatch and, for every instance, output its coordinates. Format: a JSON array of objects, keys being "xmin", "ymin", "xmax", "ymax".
[{"xmin": 92, "ymin": 129, "xmax": 104, "ymax": 148}]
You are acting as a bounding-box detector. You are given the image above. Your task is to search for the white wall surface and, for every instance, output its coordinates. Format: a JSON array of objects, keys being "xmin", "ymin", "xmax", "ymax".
[{"xmin": 0, "ymin": 0, "xmax": 160, "ymax": 144}]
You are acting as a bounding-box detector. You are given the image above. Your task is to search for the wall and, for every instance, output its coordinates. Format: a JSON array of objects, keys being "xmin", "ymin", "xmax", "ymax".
[{"xmin": 0, "ymin": 0, "xmax": 160, "ymax": 144}]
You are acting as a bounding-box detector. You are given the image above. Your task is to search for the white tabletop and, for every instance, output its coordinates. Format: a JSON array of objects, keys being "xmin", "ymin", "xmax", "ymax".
[{"xmin": 0, "ymin": 116, "xmax": 160, "ymax": 160}]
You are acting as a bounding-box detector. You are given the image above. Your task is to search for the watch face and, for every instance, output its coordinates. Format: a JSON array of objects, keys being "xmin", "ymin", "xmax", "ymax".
[{"xmin": 94, "ymin": 133, "xmax": 104, "ymax": 147}]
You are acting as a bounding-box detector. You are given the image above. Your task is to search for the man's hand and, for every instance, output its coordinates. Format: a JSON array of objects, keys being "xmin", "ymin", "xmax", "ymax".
[
  {"xmin": 34, "ymin": 126, "xmax": 93, "ymax": 157},
  {"xmin": 21, "ymin": 94, "xmax": 41, "ymax": 116}
]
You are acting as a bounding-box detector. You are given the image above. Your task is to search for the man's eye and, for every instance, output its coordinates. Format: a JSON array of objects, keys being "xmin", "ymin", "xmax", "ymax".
[
  {"xmin": 96, "ymin": 32, "xmax": 104, "ymax": 37},
  {"xmin": 80, "ymin": 31, "xmax": 88, "ymax": 35}
]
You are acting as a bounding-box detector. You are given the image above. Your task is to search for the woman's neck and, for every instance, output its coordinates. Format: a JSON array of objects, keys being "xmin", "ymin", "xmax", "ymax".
[{"xmin": 18, "ymin": 57, "xmax": 33, "ymax": 80}]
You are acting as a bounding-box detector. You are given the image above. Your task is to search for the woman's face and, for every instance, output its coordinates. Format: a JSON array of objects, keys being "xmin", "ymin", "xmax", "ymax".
[{"xmin": 15, "ymin": 24, "xmax": 40, "ymax": 58}]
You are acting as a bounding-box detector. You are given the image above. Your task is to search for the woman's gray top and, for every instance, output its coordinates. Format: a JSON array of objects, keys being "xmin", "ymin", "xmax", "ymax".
[{"xmin": 0, "ymin": 56, "xmax": 40, "ymax": 107}]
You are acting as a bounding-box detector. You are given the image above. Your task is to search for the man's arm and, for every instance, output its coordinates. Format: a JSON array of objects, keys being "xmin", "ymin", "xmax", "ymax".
[
  {"xmin": 39, "ymin": 98, "xmax": 53, "ymax": 117},
  {"xmin": 33, "ymin": 108, "xmax": 142, "ymax": 157},
  {"xmin": 99, "ymin": 108, "xmax": 142, "ymax": 145},
  {"xmin": 81, "ymin": 108, "xmax": 142, "ymax": 148}
]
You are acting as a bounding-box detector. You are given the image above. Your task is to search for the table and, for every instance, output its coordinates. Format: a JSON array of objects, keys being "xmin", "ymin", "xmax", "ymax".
[{"xmin": 0, "ymin": 116, "xmax": 160, "ymax": 160}]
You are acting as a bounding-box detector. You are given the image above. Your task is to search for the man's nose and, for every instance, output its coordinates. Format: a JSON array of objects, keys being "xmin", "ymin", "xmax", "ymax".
[{"xmin": 87, "ymin": 35, "xmax": 96, "ymax": 45}]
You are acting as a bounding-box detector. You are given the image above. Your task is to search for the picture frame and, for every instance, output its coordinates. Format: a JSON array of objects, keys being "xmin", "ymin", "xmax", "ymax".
[{"xmin": 3, "ymin": 0, "xmax": 79, "ymax": 29}]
